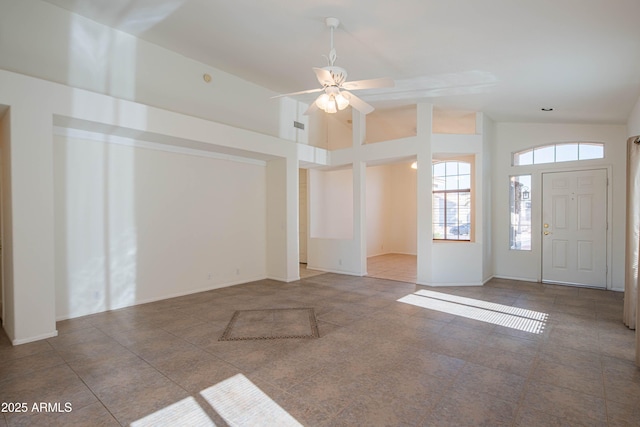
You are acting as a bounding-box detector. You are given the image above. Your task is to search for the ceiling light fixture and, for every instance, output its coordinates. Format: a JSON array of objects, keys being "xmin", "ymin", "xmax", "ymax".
[{"xmin": 315, "ymin": 86, "xmax": 349, "ymax": 113}]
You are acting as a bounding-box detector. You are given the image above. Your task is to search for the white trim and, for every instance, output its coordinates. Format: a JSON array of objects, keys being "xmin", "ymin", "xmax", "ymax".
[
  {"xmin": 55, "ymin": 275, "xmax": 268, "ymax": 322},
  {"xmin": 493, "ymin": 275, "xmax": 539, "ymax": 284},
  {"xmin": 416, "ymin": 280, "xmax": 483, "ymax": 287},
  {"xmin": 304, "ymin": 266, "xmax": 364, "ymax": 277},
  {"xmin": 12, "ymin": 330, "xmax": 58, "ymax": 345},
  {"xmin": 266, "ymin": 275, "xmax": 300, "ymax": 282},
  {"xmin": 52, "ymin": 126, "xmax": 267, "ymax": 167},
  {"xmin": 482, "ymin": 275, "xmax": 495, "ymax": 285}
]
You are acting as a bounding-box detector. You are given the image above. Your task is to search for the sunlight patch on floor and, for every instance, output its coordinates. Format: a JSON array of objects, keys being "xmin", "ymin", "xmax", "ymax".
[
  {"xmin": 130, "ymin": 397, "xmax": 215, "ymax": 427},
  {"xmin": 200, "ymin": 374, "xmax": 302, "ymax": 427},
  {"xmin": 132, "ymin": 374, "xmax": 302, "ymax": 426},
  {"xmin": 398, "ymin": 290, "xmax": 548, "ymax": 334}
]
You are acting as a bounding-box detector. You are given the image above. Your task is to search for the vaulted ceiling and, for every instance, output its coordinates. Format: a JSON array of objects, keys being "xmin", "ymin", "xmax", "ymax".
[{"xmin": 41, "ymin": 0, "xmax": 640, "ymax": 124}]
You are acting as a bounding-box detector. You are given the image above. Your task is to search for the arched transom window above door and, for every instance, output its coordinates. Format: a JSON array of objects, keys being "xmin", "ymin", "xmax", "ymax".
[{"xmin": 512, "ymin": 142, "xmax": 604, "ymax": 166}]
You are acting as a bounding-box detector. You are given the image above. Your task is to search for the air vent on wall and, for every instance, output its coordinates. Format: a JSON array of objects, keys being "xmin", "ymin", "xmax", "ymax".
[{"xmin": 293, "ymin": 121, "xmax": 305, "ymax": 130}]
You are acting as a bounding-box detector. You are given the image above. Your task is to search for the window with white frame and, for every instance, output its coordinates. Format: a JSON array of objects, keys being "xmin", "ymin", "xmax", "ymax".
[
  {"xmin": 432, "ymin": 161, "xmax": 471, "ymax": 241},
  {"xmin": 509, "ymin": 175, "xmax": 531, "ymax": 250},
  {"xmin": 513, "ymin": 142, "xmax": 604, "ymax": 166}
]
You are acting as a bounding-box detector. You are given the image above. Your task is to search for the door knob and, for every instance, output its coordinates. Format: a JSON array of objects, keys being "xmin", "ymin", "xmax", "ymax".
[{"xmin": 544, "ymin": 231, "xmax": 550, "ymax": 235}]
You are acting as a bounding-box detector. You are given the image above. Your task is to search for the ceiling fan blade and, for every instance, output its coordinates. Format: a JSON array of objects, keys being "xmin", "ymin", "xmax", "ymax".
[
  {"xmin": 303, "ymin": 99, "xmax": 320, "ymax": 115},
  {"xmin": 342, "ymin": 91, "xmax": 374, "ymax": 115},
  {"xmin": 342, "ymin": 77, "xmax": 394, "ymax": 91},
  {"xmin": 271, "ymin": 87, "xmax": 323, "ymax": 99},
  {"xmin": 313, "ymin": 67, "xmax": 335, "ymax": 87}
]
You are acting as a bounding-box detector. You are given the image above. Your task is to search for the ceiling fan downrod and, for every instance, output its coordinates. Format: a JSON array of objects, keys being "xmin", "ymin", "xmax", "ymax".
[{"xmin": 325, "ymin": 17, "xmax": 339, "ymax": 67}]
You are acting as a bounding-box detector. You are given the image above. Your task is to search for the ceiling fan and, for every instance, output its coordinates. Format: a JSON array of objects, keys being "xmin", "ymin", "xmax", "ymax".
[{"xmin": 275, "ymin": 17, "xmax": 394, "ymax": 115}]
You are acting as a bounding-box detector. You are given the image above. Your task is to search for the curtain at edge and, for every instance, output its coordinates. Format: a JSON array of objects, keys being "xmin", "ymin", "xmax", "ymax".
[{"xmin": 623, "ymin": 136, "xmax": 640, "ymax": 365}]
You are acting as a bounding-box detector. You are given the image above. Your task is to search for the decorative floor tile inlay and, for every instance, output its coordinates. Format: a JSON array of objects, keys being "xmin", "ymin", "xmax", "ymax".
[{"xmin": 219, "ymin": 308, "xmax": 320, "ymax": 341}]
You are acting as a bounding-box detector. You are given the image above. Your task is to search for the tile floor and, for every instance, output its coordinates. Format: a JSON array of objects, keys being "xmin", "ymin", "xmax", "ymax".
[
  {"xmin": 0, "ymin": 274, "xmax": 638, "ymax": 426},
  {"xmin": 367, "ymin": 254, "xmax": 417, "ymax": 283}
]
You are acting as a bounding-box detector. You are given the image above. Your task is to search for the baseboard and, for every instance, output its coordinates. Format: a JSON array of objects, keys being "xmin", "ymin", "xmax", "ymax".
[
  {"xmin": 12, "ymin": 330, "xmax": 58, "ymax": 346},
  {"xmin": 482, "ymin": 275, "xmax": 495, "ymax": 285},
  {"xmin": 492, "ymin": 275, "xmax": 540, "ymax": 283},
  {"xmin": 367, "ymin": 251, "xmax": 417, "ymax": 258},
  {"xmin": 55, "ymin": 274, "xmax": 268, "ymax": 321},
  {"xmin": 416, "ymin": 280, "xmax": 483, "ymax": 287},
  {"xmin": 304, "ymin": 266, "xmax": 364, "ymax": 277},
  {"xmin": 266, "ymin": 275, "xmax": 300, "ymax": 283}
]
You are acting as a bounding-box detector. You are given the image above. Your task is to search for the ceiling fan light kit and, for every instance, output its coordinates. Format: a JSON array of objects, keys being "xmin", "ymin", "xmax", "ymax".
[{"xmin": 275, "ymin": 17, "xmax": 394, "ymax": 115}]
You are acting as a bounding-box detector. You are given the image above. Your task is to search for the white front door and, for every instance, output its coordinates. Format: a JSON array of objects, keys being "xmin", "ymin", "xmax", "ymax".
[{"xmin": 542, "ymin": 169, "xmax": 608, "ymax": 288}]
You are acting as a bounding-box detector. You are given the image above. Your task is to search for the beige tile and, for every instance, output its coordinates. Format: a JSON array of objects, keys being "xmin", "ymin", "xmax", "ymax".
[
  {"xmin": 151, "ymin": 350, "xmax": 241, "ymax": 393},
  {"xmin": 92, "ymin": 374, "xmax": 189, "ymax": 425},
  {"xmin": 520, "ymin": 380, "xmax": 607, "ymax": 422},
  {"xmin": 515, "ymin": 406, "xmax": 606, "ymax": 427},
  {"xmin": 530, "ymin": 358, "xmax": 604, "ymax": 397},
  {"xmin": 607, "ymin": 400, "xmax": 640, "ymax": 426},
  {"xmin": 604, "ymin": 372, "xmax": 640, "ymax": 406},
  {"xmin": 0, "ymin": 338, "xmax": 54, "ymax": 361},
  {"xmin": 465, "ymin": 346, "xmax": 537, "ymax": 377},
  {"xmin": 0, "ymin": 350, "xmax": 65, "ymax": 384},
  {"xmin": 289, "ymin": 368, "xmax": 374, "ymax": 418},
  {"xmin": 14, "ymin": 402, "xmax": 121, "ymax": 427},
  {"xmin": 0, "ymin": 364, "xmax": 98, "ymax": 421},
  {"xmin": 1, "ymin": 275, "xmax": 628, "ymax": 427},
  {"xmin": 425, "ymin": 385, "xmax": 519, "ymax": 426},
  {"xmin": 454, "ymin": 362, "xmax": 528, "ymax": 403}
]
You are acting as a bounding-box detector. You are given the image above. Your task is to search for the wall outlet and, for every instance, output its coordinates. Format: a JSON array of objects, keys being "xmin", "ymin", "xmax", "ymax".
[
  {"xmin": 236, "ymin": 268, "xmax": 240, "ymax": 275},
  {"xmin": 207, "ymin": 273, "xmax": 212, "ymax": 280},
  {"xmin": 338, "ymin": 258, "xmax": 342, "ymax": 266}
]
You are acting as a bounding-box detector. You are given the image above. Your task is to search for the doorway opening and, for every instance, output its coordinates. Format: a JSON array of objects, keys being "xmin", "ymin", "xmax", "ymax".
[{"xmin": 365, "ymin": 160, "xmax": 417, "ymax": 283}]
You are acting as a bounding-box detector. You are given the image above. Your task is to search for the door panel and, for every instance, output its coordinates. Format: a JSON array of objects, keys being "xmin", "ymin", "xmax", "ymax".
[{"xmin": 542, "ymin": 169, "xmax": 607, "ymax": 288}]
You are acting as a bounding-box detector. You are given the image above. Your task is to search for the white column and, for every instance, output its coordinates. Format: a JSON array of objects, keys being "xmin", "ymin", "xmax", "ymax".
[
  {"xmin": 6, "ymin": 106, "xmax": 57, "ymax": 343},
  {"xmin": 416, "ymin": 103, "xmax": 433, "ymax": 285},
  {"xmin": 266, "ymin": 152, "xmax": 300, "ymax": 282},
  {"xmin": 352, "ymin": 110, "xmax": 367, "ymax": 275}
]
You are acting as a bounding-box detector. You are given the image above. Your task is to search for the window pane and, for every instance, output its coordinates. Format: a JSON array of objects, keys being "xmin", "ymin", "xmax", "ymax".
[
  {"xmin": 432, "ymin": 193, "xmax": 446, "ymax": 239},
  {"xmin": 433, "ymin": 176, "xmax": 446, "ymax": 191},
  {"xmin": 458, "ymin": 174, "xmax": 471, "ymax": 190},
  {"xmin": 579, "ymin": 143, "xmax": 604, "ymax": 160},
  {"xmin": 514, "ymin": 142, "xmax": 604, "ymax": 166},
  {"xmin": 432, "ymin": 161, "xmax": 472, "ymax": 241},
  {"xmin": 445, "ymin": 175, "xmax": 459, "ymax": 190},
  {"xmin": 533, "ymin": 145, "xmax": 555, "ymax": 164},
  {"xmin": 510, "ymin": 175, "xmax": 531, "ymax": 250},
  {"xmin": 514, "ymin": 149, "xmax": 533, "ymax": 166},
  {"xmin": 555, "ymin": 143, "xmax": 578, "ymax": 163},
  {"xmin": 445, "ymin": 162, "xmax": 458, "ymax": 176}
]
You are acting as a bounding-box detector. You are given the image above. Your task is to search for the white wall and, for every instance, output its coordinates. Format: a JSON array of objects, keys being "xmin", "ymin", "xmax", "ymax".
[
  {"xmin": 0, "ymin": 69, "xmax": 300, "ymax": 344},
  {"xmin": 629, "ymin": 96, "xmax": 640, "ymax": 136},
  {"xmin": 0, "ymin": 0, "xmax": 280, "ymax": 137},
  {"xmin": 430, "ymin": 133, "xmax": 486, "ymax": 286},
  {"xmin": 482, "ymin": 115, "xmax": 495, "ymax": 281},
  {"xmin": 365, "ymin": 162, "xmax": 418, "ymax": 258},
  {"xmin": 493, "ymin": 123, "xmax": 627, "ymax": 290},
  {"xmin": 0, "ymin": 108, "xmax": 13, "ymax": 332},
  {"xmin": 388, "ymin": 162, "xmax": 418, "ymax": 255},
  {"xmin": 53, "ymin": 133, "xmax": 267, "ymax": 320},
  {"xmin": 366, "ymin": 165, "xmax": 390, "ymax": 256},
  {"xmin": 309, "ymin": 168, "xmax": 354, "ymax": 239}
]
